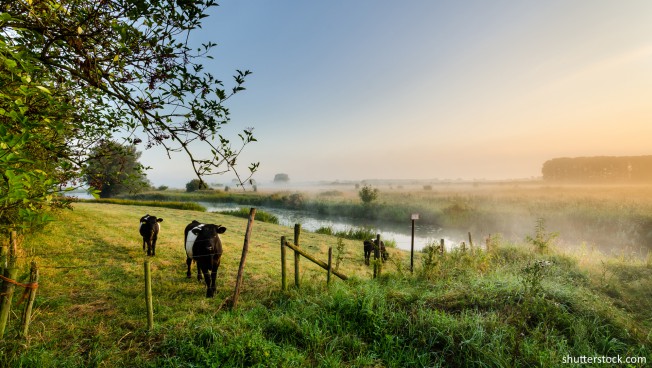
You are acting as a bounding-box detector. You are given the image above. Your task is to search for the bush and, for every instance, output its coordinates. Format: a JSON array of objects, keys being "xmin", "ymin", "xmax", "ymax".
[
  {"xmin": 358, "ymin": 185, "xmax": 379, "ymax": 205},
  {"xmin": 186, "ymin": 179, "xmax": 208, "ymax": 192}
]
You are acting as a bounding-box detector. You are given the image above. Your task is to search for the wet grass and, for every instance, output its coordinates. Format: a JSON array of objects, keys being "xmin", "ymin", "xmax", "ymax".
[{"xmin": 0, "ymin": 202, "xmax": 650, "ymax": 367}]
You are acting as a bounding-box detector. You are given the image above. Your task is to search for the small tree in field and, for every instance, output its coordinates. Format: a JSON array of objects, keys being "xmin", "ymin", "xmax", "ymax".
[
  {"xmin": 358, "ymin": 185, "xmax": 379, "ymax": 205},
  {"xmin": 186, "ymin": 179, "xmax": 208, "ymax": 193},
  {"xmin": 84, "ymin": 141, "xmax": 150, "ymax": 198}
]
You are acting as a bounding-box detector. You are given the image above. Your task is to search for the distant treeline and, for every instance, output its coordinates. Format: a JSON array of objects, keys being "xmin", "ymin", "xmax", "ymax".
[{"xmin": 542, "ymin": 155, "xmax": 652, "ymax": 182}]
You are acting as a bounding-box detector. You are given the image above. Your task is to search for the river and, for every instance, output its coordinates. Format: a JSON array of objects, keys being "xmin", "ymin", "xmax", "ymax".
[
  {"xmin": 200, "ymin": 202, "xmax": 470, "ymax": 252},
  {"xmin": 68, "ymin": 192, "xmax": 471, "ymax": 251}
]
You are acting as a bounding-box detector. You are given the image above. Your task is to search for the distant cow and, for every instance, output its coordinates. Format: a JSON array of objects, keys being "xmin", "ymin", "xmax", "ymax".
[
  {"xmin": 184, "ymin": 220, "xmax": 226, "ymax": 298},
  {"xmin": 363, "ymin": 238, "xmax": 389, "ymax": 265},
  {"xmin": 139, "ymin": 214, "xmax": 163, "ymax": 256}
]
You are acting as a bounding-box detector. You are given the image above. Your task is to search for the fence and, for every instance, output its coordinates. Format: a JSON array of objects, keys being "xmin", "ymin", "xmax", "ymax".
[
  {"xmin": 0, "ymin": 231, "xmax": 40, "ymax": 338},
  {"xmin": 2, "ymin": 213, "xmax": 485, "ymax": 336},
  {"xmin": 280, "ymin": 224, "xmax": 348, "ymax": 290},
  {"xmin": 1, "ymin": 208, "xmax": 258, "ymax": 335}
]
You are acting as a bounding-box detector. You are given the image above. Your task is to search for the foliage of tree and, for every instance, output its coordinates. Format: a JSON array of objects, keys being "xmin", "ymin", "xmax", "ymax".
[
  {"xmin": 84, "ymin": 141, "xmax": 150, "ymax": 198},
  {"xmin": 186, "ymin": 178, "xmax": 208, "ymax": 193},
  {"xmin": 273, "ymin": 173, "xmax": 290, "ymax": 183},
  {"xmin": 1, "ymin": 1, "xmax": 257, "ymax": 233},
  {"xmin": 0, "ymin": 33, "xmax": 79, "ymax": 233},
  {"xmin": 358, "ymin": 185, "xmax": 379, "ymax": 205}
]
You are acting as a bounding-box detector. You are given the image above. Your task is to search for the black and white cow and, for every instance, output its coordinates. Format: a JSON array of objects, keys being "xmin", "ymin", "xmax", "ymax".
[
  {"xmin": 139, "ymin": 214, "xmax": 163, "ymax": 256},
  {"xmin": 184, "ymin": 220, "xmax": 226, "ymax": 298},
  {"xmin": 363, "ymin": 238, "xmax": 388, "ymax": 265}
]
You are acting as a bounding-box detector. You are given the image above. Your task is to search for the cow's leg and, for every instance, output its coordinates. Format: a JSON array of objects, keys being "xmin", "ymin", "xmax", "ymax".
[
  {"xmin": 200, "ymin": 265, "xmax": 212, "ymax": 298},
  {"xmin": 196, "ymin": 261, "xmax": 203, "ymax": 281},
  {"xmin": 151, "ymin": 234, "xmax": 157, "ymax": 256},
  {"xmin": 186, "ymin": 257, "xmax": 192, "ymax": 278},
  {"xmin": 142, "ymin": 238, "xmax": 146, "ymax": 252},
  {"xmin": 208, "ymin": 257, "xmax": 220, "ymax": 298}
]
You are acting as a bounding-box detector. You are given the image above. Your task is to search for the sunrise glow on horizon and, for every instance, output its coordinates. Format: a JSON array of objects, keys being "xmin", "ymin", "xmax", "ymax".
[{"xmin": 138, "ymin": 1, "xmax": 652, "ymax": 186}]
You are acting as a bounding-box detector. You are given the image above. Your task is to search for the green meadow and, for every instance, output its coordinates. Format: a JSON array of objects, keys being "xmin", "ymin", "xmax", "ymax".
[{"xmin": 0, "ymin": 187, "xmax": 651, "ymax": 367}]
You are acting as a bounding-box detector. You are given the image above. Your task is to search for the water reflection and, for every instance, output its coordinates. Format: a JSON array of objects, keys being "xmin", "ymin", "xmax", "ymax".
[{"xmin": 200, "ymin": 202, "xmax": 468, "ymax": 251}]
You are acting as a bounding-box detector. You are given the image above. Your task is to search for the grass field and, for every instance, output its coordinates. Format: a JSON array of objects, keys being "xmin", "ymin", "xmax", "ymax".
[
  {"xmin": 126, "ymin": 183, "xmax": 652, "ymax": 256},
  {"xmin": 0, "ymin": 201, "xmax": 651, "ymax": 367}
]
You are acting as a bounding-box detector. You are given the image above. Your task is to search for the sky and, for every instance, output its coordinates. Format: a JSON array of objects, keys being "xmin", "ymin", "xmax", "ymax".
[{"xmin": 139, "ymin": 1, "xmax": 652, "ymax": 187}]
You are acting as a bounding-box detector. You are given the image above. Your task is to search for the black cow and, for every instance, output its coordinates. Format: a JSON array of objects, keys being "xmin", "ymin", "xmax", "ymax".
[
  {"xmin": 363, "ymin": 238, "xmax": 389, "ymax": 265},
  {"xmin": 184, "ymin": 220, "xmax": 226, "ymax": 298},
  {"xmin": 139, "ymin": 214, "xmax": 163, "ymax": 256}
]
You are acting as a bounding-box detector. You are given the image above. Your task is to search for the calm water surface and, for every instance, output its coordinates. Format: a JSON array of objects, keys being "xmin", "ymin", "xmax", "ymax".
[{"xmin": 200, "ymin": 202, "xmax": 470, "ymax": 251}]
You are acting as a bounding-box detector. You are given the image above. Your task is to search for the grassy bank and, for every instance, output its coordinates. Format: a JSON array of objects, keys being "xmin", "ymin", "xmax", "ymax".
[
  {"xmin": 0, "ymin": 203, "xmax": 650, "ymax": 367},
  {"xmin": 79, "ymin": 197, "xmax": 207, "ymax": 211},
  {"xmin": 124, "ymin": 185, "xmax": 652, "ymax": 254}
]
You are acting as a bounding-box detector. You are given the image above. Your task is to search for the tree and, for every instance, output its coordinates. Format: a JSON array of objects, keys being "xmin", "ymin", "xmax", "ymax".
[
  {"xmin": 358, "ymin": 185, "xmax": 379, "ymax": 205},
  {"xmin": 0, "ymin": 39, "xmax": 76, "ymax": 233},
  {"xmin": 186, "ymin": 179, "xmax": 208, "ymax": 193},
  {"xmin": 274, "ymin": 173, "xmax": 290, "ymax": 183},
  {"xmin": 84, "ymin": 141, "xmax": 150, "ymax": 198},
  {"xmin": 1, "ymin": 1, "xmax": 257, "ymax": 234}
]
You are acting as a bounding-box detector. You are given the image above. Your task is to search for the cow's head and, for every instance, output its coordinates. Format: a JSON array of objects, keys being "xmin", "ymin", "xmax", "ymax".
[
  {"xmin": 192, "ymin": 224, "xmax": 226, "ymax": 252},
  {"xmin": 141, "ymin": 214, "xmax": 164, "ymax": 226}
]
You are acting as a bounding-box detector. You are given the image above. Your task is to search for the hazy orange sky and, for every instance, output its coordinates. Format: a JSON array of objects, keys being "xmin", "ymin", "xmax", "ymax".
[{"xmin": 139, "ymin": 1, "xmax": 652, "ymax": 187}]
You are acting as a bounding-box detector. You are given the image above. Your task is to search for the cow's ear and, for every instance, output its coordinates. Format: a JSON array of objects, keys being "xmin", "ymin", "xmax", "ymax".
[
  {"xmin": 192, "ymin": 228, "xmax": 201, "ymax": 235},
  {"xmin": 217, "ymin": 226, "xmax": 227, "ymax": 234},
  {"xmin": 157, "ymin": 218, "xmax": 163, "ymax": 222}
]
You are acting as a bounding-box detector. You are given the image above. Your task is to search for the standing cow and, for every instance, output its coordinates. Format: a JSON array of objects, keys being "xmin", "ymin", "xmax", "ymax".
[
  {"xmin": 139, "ymin": 214, "xmax": 163, "ymax": 256},
  {"xmin": 363, "ymin": 238, "xmax": 389, "ymax": 265},
  {"xmin": 184, "ymin": 220, "xmax": 226, "ymax": 298}
]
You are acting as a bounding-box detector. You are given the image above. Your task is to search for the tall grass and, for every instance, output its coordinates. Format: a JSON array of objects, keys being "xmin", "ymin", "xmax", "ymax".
[
  {"xmin": 314, "ymin": 226, "xmax": 376, "ymax": 241},
  {"xmin": 216, "ymin": 207, "xmax": 279, "ymax": 224},
  {"xmin": 2, "ymin": 201, "xmax": 650, "ymax": 367}
]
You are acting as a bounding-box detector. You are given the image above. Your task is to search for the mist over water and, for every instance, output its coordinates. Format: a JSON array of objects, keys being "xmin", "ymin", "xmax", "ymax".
[{"xmin": 201, "ymin": 202, "xmax": 467, "ymax": 251}]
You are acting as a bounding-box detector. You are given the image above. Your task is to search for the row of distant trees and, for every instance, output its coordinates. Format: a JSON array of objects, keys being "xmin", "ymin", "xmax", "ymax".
[{"xmin": 542, "ymin": 156, "xmax": 652, "ymax": 182}]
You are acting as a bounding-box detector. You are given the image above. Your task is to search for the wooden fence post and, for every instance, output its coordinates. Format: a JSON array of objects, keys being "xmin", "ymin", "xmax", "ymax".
[
  {"xmin": 373, "ymin": 234, "xmax": 381, "ymax": 278},
  {"xmin": 20, "ymin": 261, "xmax": 39, "ymax": 337},
  {"xmin": 0, "ymin": 231, "xmax": 17, "ymax": 337},
  {"xmin": 327, "ymin": 247, "xmax": 333, "ymax": 286},
  {"xmin": 440, "ymin": 239, "xmax": 445, "ymax": 255},
  {"xmin": 232, "ymin": 208, "xmax": 256, "ymax": 310},
  {"xmin": 283, "ymin": 241, "xmax": 348, "ymax": 281},
  {"xmin": 0, "ymin": 241, "xmax": 7, "ymax": 276},
  {"xmin": 144, "ymin": 260, "xmax": 153, "ymax": 331},
  {"xmin": 468, "ymin": 232, "xmax": 474, "ymax": 251},
  {"xmin": 293, "ymin": 224, "xmax": 301, "ymax": 288},
  {"xmin": 281, "ymin": 236, "xmax": 287, "ymax": 291}
]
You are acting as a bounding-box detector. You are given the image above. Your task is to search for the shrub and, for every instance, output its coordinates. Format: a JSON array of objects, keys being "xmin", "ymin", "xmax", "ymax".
[
  {"xmin": 186, "ymin": 179, "xmax": 208, "ymax": 192},
  {"xmin": 358, "ymin": 185, "xmax": 379, "ymax": 205},
  {"xmin": 525, "ymin": 218, "xmax": 558, "ymax": 254}
]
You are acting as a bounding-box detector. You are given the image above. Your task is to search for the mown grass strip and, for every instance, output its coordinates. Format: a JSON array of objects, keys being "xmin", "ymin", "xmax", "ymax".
[{"xmin": 78, "ymin": 198, "xmax": 206, "ymax": 211}]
